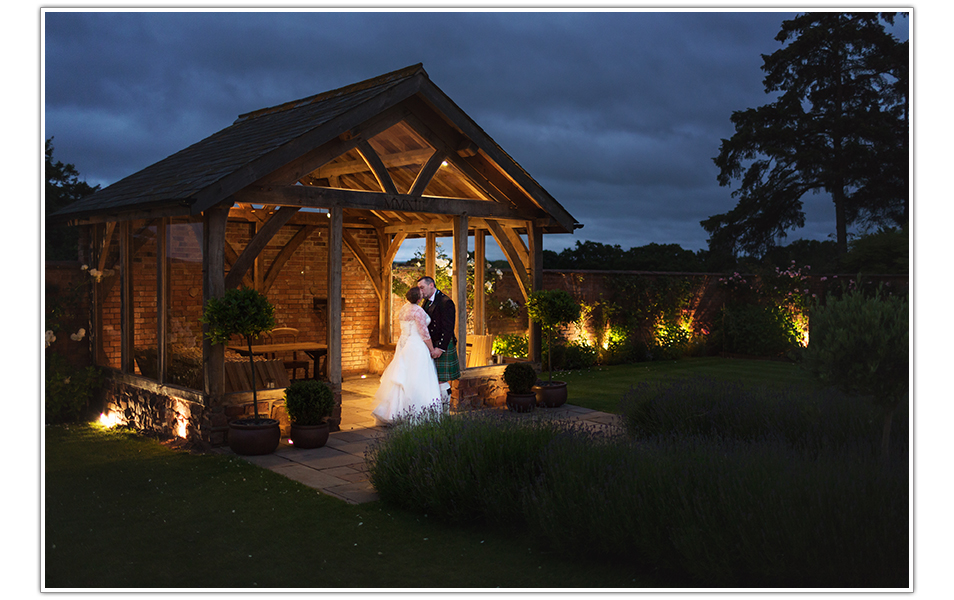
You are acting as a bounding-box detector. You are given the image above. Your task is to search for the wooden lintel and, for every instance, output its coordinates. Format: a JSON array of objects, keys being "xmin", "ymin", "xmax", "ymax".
[{"xmin": 233, "ymin": 185, "xmax": 535, "ymax": 221}]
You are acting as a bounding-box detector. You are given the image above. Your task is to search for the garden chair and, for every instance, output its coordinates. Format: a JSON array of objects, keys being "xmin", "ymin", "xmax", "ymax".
[{"xmin": 268, "ymin": 327, "xmax": 310, "ymax": 381}]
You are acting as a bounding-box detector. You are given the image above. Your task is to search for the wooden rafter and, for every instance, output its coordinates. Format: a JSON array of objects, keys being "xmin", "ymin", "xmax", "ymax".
[
  {"xmin": 486, "ymin": 219, "xmax": 530, "ymax": 301},
  {"xmin": 224, "ymin": 207, "xmax": 300, "ymax": 289},
  {"xmin": 356, "ymin": 140, "xmax": 399, "ymax": 195},
  {"xmin": 408, "ymin": 150, "xmax": 447, "ymax": 197},
  {"xmin": 342, "ymin": 229, "xmax": 383, "ymax": 300},
  {"xmin": 262, "ymin": 225, "xmax": 316, "ymax": 294}
]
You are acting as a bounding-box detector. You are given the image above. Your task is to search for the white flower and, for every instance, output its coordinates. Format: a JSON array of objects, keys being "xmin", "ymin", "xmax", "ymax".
[
  {"xmin": 70, "ymin": 328, "xmax": 87, "ymax": 341},
  {"xmin": 496, "ymin": 269, "xmax": 503, "ymax": 278},
  {"xmin": 435, "ymin": 258, "xmax": 449, "ymax": 269},
  {"xmin": 80, "ymin": 264, "xmax": 89, "ymax": 271},
  {"xmin": 45, "ymin": 330, "xmax": 56, "ymax": 347},
  {"xmin": 484, "ymin": 281, "xmax": 493, "ymax": 291}
]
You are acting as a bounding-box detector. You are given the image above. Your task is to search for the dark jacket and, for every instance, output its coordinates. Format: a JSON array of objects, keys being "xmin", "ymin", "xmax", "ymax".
[{"xmin": 423, "ymin": 289, "xmax": 456, "ymax": 351}]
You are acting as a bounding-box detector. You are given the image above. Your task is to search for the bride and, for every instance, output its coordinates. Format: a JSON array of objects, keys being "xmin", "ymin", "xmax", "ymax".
[{"xmin": 372, "ymin": 285, "xmax": 442, "ymax": 425}]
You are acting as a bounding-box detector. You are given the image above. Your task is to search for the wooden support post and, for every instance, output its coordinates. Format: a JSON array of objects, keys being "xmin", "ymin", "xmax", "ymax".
[
  {"xmin": 425, "ymin": 231, "xmax": 436, "ymax": 280},
  {"xmin": 119, "ymin": 220, "xmax": 134, "ymax": 374},
  {"xmin": 157, "ymin": 218, "xmax": 168, "ymax": 384},
  {"xmin": 474, "ymin": 229, "xmax": 486, "ymax": 335},
  {"xmin": 528, "ymin": 221, "xmax": 543, "ymax": 364},
  {"xmin": 453, "ymin": 215, "xmax": 468, "ymax": 369},
  {"xmin": 327, "ymin": 206, "xmax": 343, "ymax": 388},
  {"xmin": 378, "ymin": 230, "xmax": 392, "ymax": 345},
  {"xmin": 202, "ymin": 204, "xmax": 229, "ymax": 405}
]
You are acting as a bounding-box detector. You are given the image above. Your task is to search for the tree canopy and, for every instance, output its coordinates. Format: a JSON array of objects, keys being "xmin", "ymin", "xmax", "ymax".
[
  {"xmin": 543, "ymin": 240, "xmax": 707, "ymax": 272},
  {"xmin": 45, "ymin": 138, "xmax": 100, "ymax": 261},
  {"xmin": 704, "ymin": 12, "xmax": 908, "ymax": 258}
]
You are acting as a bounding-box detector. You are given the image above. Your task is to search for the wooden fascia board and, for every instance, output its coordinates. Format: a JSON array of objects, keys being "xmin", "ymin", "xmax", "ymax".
[
  {"xmin": 189, "ymin": 73, "xmax": 426, "ymax": 215},
  {"xmin": 415, "ymin": 83, "xmax": 579, "ymax": 234},
  {"xmin": 233, "ymin": 185, "xmax": 538, "ymax": 221},
  {"xmin": 224, "ymin": 207, "xmax": 300, "ymax": 289}
]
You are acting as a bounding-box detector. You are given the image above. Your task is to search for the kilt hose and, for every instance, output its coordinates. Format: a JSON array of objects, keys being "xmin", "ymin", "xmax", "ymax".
[{"xmin": 435, "ymin": 340, "xmax": 461, "ymax": 383}]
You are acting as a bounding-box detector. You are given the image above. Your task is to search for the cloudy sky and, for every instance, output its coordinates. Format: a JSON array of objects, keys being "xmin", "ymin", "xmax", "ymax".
[{"xmin": 42, "ymin": 8, "xmax": 908, "ymax": 261}]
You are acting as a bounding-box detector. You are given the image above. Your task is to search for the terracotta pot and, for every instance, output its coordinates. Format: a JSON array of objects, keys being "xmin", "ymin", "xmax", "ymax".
[
  {"xmin": 506, "ymin": 392, "xmax": 536, "ymax": 413},
  {"xmin": 228, "ymin": 418, "xmax": 281, "ymax": 456},
  {"xmin": 290, "ymin": 422, "xmax": 330, "ymax": 449},
  {"xmin": 533, "ymin": 381, "xmax": 568, "ymax": 408}
]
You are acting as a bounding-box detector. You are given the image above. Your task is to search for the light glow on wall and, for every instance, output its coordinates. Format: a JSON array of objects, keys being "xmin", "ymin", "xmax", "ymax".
[{"xmin": 99, "ymin": 411, "xmax": 123, "ymax": 428}]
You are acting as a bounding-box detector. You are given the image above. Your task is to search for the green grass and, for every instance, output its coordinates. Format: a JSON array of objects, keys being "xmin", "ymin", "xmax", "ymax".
[
  {"xmin": 546, "ymin": 356, "xmax": 819, "ymax": 413},
  {"xmin": 44, "ymin": 423, "xmax": 678, "ymax": 589}
]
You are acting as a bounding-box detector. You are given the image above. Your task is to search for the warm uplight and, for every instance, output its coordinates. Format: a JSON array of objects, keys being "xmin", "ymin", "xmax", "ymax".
[
  {"xmin": 176, "ymin": 416, "xmax": 188, "ymax": 439},
  {"xmin": 361, "ymin": 374, "xmax": 367, "ymax": 379},
  {"xmin": 99, "ymin": 411, "xmax": 122, "ymax": 428}
]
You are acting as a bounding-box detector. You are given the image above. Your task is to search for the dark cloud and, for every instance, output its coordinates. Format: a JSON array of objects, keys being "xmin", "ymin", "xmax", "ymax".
[{"xmin": 43, "ymin": 9, "xmax": 908, "ymax": 259}]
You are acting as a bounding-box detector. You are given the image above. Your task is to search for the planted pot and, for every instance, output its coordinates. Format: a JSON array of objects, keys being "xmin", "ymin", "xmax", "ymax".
[
  {"xmin": 290, "ymin": 422, "xmax": 330, "ymax": 449},
  {"xmin": 228, "ymin": 418, "xmax": 281, "ymax": 455},
  {"xmin": 505, "ymin": 392, "xmax": 536, "ymax": 413},
  {"xmin": 533, "ymin": 381, "xmax": 568, "ymax": 408}
]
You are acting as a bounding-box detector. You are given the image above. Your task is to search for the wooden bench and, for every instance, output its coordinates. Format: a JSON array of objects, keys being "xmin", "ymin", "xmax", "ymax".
[{"xmin": 224, "ymin": 359, "xmax": 291, "ymax": 393}]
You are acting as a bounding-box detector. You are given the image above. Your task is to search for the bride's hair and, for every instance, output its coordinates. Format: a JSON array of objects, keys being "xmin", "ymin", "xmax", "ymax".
[{"xmin": 405, "ymin": 286, "xmax": 422, "ymax": 304}]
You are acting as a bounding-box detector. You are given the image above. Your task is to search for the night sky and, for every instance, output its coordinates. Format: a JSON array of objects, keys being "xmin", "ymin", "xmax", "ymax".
[{"xmin": 41, "ymin": 9, "xmax": 908, "ymax": 261}]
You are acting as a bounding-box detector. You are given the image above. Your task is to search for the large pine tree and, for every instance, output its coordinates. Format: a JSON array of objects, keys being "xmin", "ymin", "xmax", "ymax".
[{"xmin": 704, "ymin": 12, "xmax": 908, "ymax": 258}]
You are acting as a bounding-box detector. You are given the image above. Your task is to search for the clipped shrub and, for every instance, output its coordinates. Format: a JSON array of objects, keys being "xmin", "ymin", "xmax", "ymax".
[
  {"xmin": 800, "ymin": 284, "xmax": 909, "ymax": 458},
  {"xmin": 283, "ymin": 379, "xmax": 334, "ymax": 425},
  {"xmin": 562, "ymin": 341, "xmax": 597, "ymax": 370},
  {"xmin": 502, "ymin": 362, "xmax": 537, "ymax": 394},
  {"xmin": 714, "ymin": 302, "xmax": 801, "ymax": 358},
  {"xmin": 45, "ymin": 352, "xmax": 102, "ymax": 424}
]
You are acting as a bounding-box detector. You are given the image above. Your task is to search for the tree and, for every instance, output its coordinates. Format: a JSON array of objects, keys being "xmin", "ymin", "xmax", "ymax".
[
  {"xmin": 45, "ymin": 138, "xmax": 100, "ymax": 261},
  {"xmin": 525, "ymin": 289, "xmax": 581, "ymax": 383},
  {"xmin": 704, "ymin": 13, "xmax": 908, "ymax": 258},
  {"xmin": 799, "ymin": 284, "xmax": 908, "ymax": 459}
]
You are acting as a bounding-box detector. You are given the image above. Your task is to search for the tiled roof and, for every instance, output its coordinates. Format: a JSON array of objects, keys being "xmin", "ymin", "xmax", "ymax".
[{"xmin": 55, "ymin": 64, "xmax": 426, "ymax": 219}]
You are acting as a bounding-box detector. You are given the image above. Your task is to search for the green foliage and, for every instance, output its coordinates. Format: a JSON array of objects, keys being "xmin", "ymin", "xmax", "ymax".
[
  {"xmin": 842, "ymin": 227, "xmax": 909, "ymax": 275},
  {"xmin": 367, "ymin": 403, "xmax": 908, "ymax": 587},
  {"xmin": 492, "ymin": 333, "xmax": 528, "ymax": 359},
  {"xmin": 542, "ymin": 340, "xmax": 598, "ymax": 372},
  {"xmin": 801, "ymin": 285, "xmax": 908, "ymax": 409},
  {"xmin": 200, "ymin": 287, "xmax": 276, "ymax": 346},
  {"xmin": 543, "ymin": 240, "xmax": 706, "ymax": 271},
  {"xmin": 526, "ymin": 289, "xmax": 581, "ymax": 381},
  {"xmin": 714, "ymin": 303, "xmax": 801, "ymax": 358},
  {"xmin": 45, "ymin": 352, "xmax": 102, "ymax": 424},
  {"xmin": 706, "ymin": 13, "xmax": 908, "ymax": 256},
  {"xmin": 283, "ymin": 379, "xmax": 335, "ymax": 425},
  {"xmin": 45, "ymin": 138, "xmax": 100, "ymax": 260},
  {"xmin": 502, "ymin": 362, "xmax": 537, "ymax": 394}
]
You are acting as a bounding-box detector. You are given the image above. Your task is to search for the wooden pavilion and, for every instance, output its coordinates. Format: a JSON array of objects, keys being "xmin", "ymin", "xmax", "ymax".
[{"xmin": 54, "ymin": 64, "xmax": 581, "ymax": 442}]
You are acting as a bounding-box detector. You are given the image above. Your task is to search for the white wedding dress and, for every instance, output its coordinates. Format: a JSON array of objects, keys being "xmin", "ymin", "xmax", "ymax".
[{"xmin": 372, "ymin": 302, "xmax": 442, "ymax": 424}]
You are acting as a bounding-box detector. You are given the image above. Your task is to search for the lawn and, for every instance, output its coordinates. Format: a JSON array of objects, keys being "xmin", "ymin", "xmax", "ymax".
[
  {"xmin": 44, "ymin": 422, "xmax": 681, "ymax": 589},
  {"xmin": 546, "ymin": 356, "xmax": 819, "ymax": 413},
  {"xmin": 42, "ymin": 357, "xmax": 853, "ymax": 589}
]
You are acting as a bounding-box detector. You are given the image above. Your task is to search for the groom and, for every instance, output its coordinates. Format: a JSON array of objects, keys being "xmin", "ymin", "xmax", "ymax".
[{"xmin": 417, "ymin": 276, "xmax": 460, "ymax": 413}]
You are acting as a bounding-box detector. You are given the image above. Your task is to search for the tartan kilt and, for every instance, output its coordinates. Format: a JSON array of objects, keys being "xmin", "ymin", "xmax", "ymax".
[{"xmin": 435, "ymin": 340, "xmax": 461, "ymax": 382}]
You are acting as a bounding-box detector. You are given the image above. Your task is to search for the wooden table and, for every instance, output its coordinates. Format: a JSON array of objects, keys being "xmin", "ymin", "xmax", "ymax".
[{"xmin": 228, "ymin": 342, "xmax": 329, "ymax": 379}]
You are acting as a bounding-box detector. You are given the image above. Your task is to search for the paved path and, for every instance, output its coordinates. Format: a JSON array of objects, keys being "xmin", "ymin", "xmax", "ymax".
[{"xmin": 213, "ymin": 375, "xmax": 620, "ymax": 504}]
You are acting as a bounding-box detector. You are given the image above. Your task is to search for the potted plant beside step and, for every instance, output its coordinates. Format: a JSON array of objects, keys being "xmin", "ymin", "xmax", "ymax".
[
  {"xmin": 503, "ymin": 362, "xmax": 537, "ymax": 413},
  {"xmin": 201, "ymin": 286, "xmax": 280, "ymax": 456},
  {"xmin": 525, "ymin": 289, "xmax": 581, "ymax": 408},
  {"xmin": 284, "ymin": 379, "xmax": 335, "ymax": 449}
]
